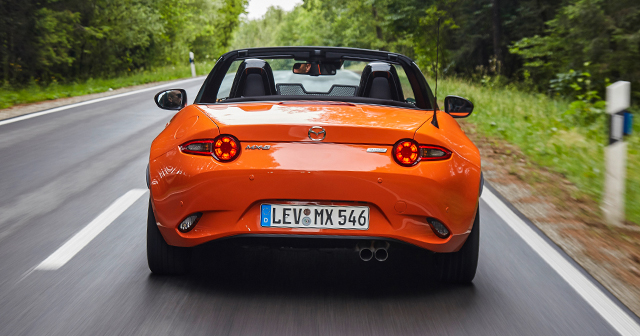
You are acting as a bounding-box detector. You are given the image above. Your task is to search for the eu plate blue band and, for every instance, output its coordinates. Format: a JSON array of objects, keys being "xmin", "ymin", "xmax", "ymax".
[{"xmin": 261, "ymin": 204, "xmax": 271, "ymax": 227}]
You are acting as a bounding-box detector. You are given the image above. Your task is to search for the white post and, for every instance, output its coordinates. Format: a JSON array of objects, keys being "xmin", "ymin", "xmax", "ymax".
[
  {"xmin": 602, "ymin": 81, "xmax": 630, "ymax": 226},
  {"xmin": 189, "ymin": 51, "xmax": 196, "ymax": 78}
]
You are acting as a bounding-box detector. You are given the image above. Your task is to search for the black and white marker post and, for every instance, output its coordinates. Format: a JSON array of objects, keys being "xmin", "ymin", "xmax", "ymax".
[
  {"xmin": 189, "ymin": 51, "xmax": 196, "ymax": 78},
  {"xmin": 602, "ymin": 81, "xmax": 631, "ymax": 226}
]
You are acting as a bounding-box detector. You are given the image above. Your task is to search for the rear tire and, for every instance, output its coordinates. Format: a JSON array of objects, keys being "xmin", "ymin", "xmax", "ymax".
[
  {"xmin": 147, "ymin": 200, "xmax": 190, "ymax": 275},
  {"xmin": 434, "ymin": 207, "xmax": 480, "ymax": 284}
]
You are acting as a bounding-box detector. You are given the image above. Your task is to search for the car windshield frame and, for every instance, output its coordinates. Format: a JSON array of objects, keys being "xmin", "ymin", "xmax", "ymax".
[{"xmin": 194, "ymin": 47, "xmax": 436, "ymax": 110}]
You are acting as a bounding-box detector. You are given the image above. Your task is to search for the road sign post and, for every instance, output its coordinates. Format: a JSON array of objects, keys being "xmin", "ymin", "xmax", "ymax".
[
  {"xmin": 602, "ymin": 81, "xmax": 630, "ymax": 226},
  {"xmin": 189, "ymin": 51, "xmax": 196, "ymax": 78}
]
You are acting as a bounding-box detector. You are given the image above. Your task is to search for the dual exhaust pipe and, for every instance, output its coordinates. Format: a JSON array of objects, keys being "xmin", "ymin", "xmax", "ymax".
[{"xmin": 357, "ymin": 241, "xmax": 389, "ymax": 262}]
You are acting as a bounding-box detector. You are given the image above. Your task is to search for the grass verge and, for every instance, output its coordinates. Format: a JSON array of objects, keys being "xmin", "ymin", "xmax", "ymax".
[
  {"xmin": 437, "ymin": 77, "xmax": 640, "ymax": 225},
  {"xmin": 0, "ymin": 61, "xmax": 216, "ymax": 110}
]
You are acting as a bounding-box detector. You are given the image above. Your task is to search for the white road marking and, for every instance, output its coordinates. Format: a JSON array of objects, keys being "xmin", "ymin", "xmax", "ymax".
[
  {"xmin": 35, "ymin": 189, "xmax": 148, "ymax": 270},
  {"xmin": 0, "ymin": 77, "xmax": 204, "ymax": 127},
  {"xmin": 481, "ymin": 187, "xmax": 640, "ymax": 336}
]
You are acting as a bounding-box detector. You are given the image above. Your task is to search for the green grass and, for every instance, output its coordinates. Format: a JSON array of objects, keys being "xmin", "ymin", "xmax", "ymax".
[
  {"xmin": 0, "ymin": 61, "xmax": 217, "ymax": 110},
  {"xmin": 437, "ymin": 77, "xmax": 640, "ymax": 224}
]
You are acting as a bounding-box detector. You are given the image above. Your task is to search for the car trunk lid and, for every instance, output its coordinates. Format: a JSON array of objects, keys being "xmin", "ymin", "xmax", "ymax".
[{"xmin": 197, "ymin": 101, "xmax": 432, "ymax": 145}]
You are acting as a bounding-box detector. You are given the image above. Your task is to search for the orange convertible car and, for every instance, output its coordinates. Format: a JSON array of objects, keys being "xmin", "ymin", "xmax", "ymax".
[{"xmin": 148, "ymin": 47, "xmax": 482, "ymax": 283}]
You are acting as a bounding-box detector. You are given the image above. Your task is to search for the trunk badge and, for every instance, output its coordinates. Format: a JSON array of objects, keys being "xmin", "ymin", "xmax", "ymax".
[
  {"xmin": 246, "ymin": 145, "xmax": 271, "ymax": 150},
  {"xmin": 367, "ymin": 148, "xmax": 387, "ymax": 153},
  {"xmin": 308, "ymin": 126, "xmax": 326, "ymax": 141}
]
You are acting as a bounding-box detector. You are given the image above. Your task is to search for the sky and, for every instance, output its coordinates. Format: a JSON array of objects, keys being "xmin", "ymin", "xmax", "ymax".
[{"xmin": 245, "ymin": 0, "xmax": 303, "ymax": 19}]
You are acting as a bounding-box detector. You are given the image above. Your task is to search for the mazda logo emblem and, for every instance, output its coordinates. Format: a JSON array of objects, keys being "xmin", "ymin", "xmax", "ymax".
[{"xmin": 308, "ymin": 126, "xmax": 326, "ymax": 141}]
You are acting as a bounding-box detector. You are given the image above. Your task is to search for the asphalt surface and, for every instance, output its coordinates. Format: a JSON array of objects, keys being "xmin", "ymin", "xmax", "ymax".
[{"xmin": 0, "ymin": 77, "xmax": 635, "ymax": 335}]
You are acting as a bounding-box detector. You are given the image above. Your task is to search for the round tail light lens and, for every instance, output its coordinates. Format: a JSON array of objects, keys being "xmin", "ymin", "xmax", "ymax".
[
  {"xmin": 393, "ymin": 139, "xmax": 420, "ymax": 166},
  {"xmin": 213, "ymin": 135, "xmax": 240, "ymax": 162}
]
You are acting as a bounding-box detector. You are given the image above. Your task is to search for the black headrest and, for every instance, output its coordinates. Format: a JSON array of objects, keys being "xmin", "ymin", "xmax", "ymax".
[
  {"xmin": 229, "ymin": 59, "xmax": 276, "ymax": 98},
  {"xmin": 357, "ymin": 62, "xmax": 404, "ymax": 101}
]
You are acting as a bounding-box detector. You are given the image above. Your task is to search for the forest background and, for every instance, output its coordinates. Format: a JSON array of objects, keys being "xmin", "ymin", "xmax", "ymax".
[
  {"xmin": 232, "ymin": 0, "xmax": 639, "ymax": 103},
  {"xmin": 3, "ymin": 0, "xmax": 639, "ymax": 105},
  {"xmin": 0, "ymin": 0, "xmax": 246, "ymax": 107},
  {"xmin": 2, "ymin": 0, "xmax": 640, "ymax": 223}
]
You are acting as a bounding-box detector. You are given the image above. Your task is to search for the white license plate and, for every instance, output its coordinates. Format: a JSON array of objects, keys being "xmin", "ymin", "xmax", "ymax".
[{"xmin": 260, "ymin": 204, "xmax": 369, "ymax": 230}]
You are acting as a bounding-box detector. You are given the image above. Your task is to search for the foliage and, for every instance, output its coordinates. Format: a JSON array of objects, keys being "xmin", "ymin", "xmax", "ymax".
[
  {"xmin": 510, "ymin": 0, "xmax": 640, "ymax": 100},
  {"xmin": 0, "ymin": 0, "xmax": 246, "ymax": 87},
  {"xmin": 230, "ymin": 0, "xmax": 639, "ymax": 103},
  {"xmin": 35, "ymin": 8, "xmax": 81, "ymax": 72},
  {"xmin": 231, "ymin": 0, "xmax": 558, "ymax": 80},
  {"xmin": 230, "ymin": 7, "xmax": 288, "ymax": 49},
  {"xmin": 549, "ymin": 65, "xmax": 608, "ymax": 135},
  {"xmin": 626, "ymin": 114, "xmax": 640, "ymax": 223}
]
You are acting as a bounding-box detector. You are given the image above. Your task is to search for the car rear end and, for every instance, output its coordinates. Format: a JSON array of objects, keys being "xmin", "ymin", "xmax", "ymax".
[{"xmin": 148, "ymin": 102, "xmax": 482, "ymax": 254}]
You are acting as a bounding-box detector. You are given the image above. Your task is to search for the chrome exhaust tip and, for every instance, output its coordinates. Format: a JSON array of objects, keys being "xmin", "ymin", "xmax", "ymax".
[
  {"xmin": 374, "ymin": 241, "xmax": 390, "ymax": 262},
  {"xmin": 374, "ymin": 248, "xmax": 388, "ymax": 262},
  {"xmin": 356, "ymin": 242, "xmax": 374, "ymax": 261},
  {"xmin": 357, "ymin": 241, "xmax": 389, "ymax": 262},
  {"xmin": 359, "ymin": 247, "xmax": 373, "ymax": 261}
]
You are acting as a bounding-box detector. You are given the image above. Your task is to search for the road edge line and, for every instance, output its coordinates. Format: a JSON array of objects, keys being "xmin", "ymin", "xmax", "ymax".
[
  {"xmin": 481, "ymin": 187, "xmax": 640, "ymax": 336},
  {"xmin": 0, "ymin": 76, "xmax": 204, "ymax": 127},
  {"xmin": 35, "ymin": 189, "xmax": 148, "ymax": 271}
]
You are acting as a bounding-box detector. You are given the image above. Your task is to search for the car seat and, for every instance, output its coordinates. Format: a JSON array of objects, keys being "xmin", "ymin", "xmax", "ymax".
[
  {"xmin": 229, "ymin": 59, "xmax": 277, "ymax": 98},
  {"xmin": 357, "ymin": 62, "xmax": 404, "ymax": 101}
]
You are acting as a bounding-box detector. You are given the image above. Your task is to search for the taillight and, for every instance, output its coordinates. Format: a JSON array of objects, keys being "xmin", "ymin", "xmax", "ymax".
[
  {"xmin": 419, "ymin": 145, "xmax": 452, "ymax": 161},
  {"xmin": 393, "ymin": 139, "xmax": 420, "ymax": 166},
  {"xmin": 393, "ymin": 140, "xmax": 452, "ymax": 166},
  {"xmin": 213, "ymin": 135, "xmax": 240, "ymax": 161},
  {"xmin": 180, "ymin": 135, "xmax": 240, "ymax": 162},
  {"xmin": 181, "ymin": 139, "xmax": 214, "ymax": 155}
]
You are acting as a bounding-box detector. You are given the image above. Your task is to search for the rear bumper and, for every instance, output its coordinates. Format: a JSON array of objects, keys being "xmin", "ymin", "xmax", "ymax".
[{"xmin": 149, "ymin": 143, "xmax": 481, "ymax": 252}]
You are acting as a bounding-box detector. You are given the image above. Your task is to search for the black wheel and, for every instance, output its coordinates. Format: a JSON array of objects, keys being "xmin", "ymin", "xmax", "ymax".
[
  {"xmin": 147, "ymin": 200, "xmax": 190, "ymax": 275},
  {"xmin": 434, "ymin": 207, "xmax": 480, "ymax": 284}
]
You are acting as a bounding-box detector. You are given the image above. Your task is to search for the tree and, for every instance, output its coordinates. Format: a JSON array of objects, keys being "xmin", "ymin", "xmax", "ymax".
[
  {"xmin": 491, "ymin": 0, "xmax": 502, "ymax": 67},
  {"xmin": 510, "ymin": 0, "xmax": 640, "ymax": 98},
  {"xmin": 0, "ymin": 0, "xmax": 246, "ymax": 86}
]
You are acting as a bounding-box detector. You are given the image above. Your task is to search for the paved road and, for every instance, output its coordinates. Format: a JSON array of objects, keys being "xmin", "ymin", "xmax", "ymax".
[{"xmin": 0, "ymin": 77, "xmax": 637, "ymax": 335}]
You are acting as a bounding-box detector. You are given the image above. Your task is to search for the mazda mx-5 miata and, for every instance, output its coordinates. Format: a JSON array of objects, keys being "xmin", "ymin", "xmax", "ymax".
[{"xmin": 148, "ymin": 47, "xmax": 482, "ymax": 283}]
